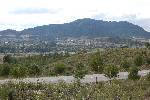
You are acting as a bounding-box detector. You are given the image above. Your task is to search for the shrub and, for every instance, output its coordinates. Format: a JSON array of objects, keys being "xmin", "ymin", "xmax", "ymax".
[
  {"xmin": 10, "ymin": 65, "xmax": 27, "ymax": 78},
  {"xmin": 90, "ymin": 50, "xmax": 104, "ymax": 73},
  {"xmin": 121, "ymin": 60, "xmax": 131, "ymax": 71},
  {"xmin": 54, "ymin": 63, "xmax": 66, "ymax": 75},
  {"xmin": 28, "ymin": 64, "xmax": 41, "ymax": 76},
  {"xmin": 145, "ymin": 42, "xmax": 150, "ymax": 49},
  {"xmin": 104, "ymin": 64, "xmax": 119, "ymax": 79},
  {"xmin": 3, "ymin": 55, "xmax": 17, "ymax": 64},
  {"xmin": 134, "ymin": 54, "xmax": 143, "ymax": 67},
  {"xmin": 74, "ymin": 62, "xmax": 87, "ymax": 79},
  {"xmin": 128, "ymin": 67, "xmax": 140, "ymax": 80},
  {"xmin": 0, "ymin": 64, "xmax": 11, "ymax": 76},
  {"xmin": 3, "ymin": 55, "xmax": 12, "ymax": 64}
]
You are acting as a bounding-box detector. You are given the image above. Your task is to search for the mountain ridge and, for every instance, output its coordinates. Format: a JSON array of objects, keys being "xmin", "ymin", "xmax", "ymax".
[{"xmin": 0, "ymin": 18, "xmax": 150, "ymax": 39}]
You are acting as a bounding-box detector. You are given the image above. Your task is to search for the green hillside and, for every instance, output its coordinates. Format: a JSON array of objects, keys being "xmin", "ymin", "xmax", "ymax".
[{"xmin": 0, "ymin": 48, "xmax": 150, "ymax": 78}]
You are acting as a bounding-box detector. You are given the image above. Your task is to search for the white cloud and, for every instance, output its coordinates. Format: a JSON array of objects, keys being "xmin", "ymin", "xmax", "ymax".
[
  {"xmin": 10, "ymin": 8, "xmax": 51, "ymax": 14},
  {"xmin": 0, "ymin": 0, "xmax": 150, "ymax": 31}
]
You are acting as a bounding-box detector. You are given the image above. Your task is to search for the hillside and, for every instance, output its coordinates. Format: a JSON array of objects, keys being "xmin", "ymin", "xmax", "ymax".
[
  {"xmin": 1, "ymin": 48, "xmax": 150, "ymax": 78},
  {"xmin": 0, "ymin": 48, "xmax": 150, "ymax": 99},
  {"xmin": 0, "ymin": 18, "xmax": 150, "ymax": 40}
]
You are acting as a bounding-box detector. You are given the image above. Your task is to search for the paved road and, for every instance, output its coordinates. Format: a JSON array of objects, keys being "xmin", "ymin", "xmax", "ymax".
[{"xmin": 0, "ymin": 70, "xmax": 149, "ymax": 84}]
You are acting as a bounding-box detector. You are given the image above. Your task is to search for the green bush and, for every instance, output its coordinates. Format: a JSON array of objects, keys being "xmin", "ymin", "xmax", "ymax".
[
  {"xmin": 121, "ymin": 60, "xmax": 131, "ymax": 71},
  {"xmin": 28, "ymin": 64, "xmax": 41, "ymax": 76},
  {"xmin": 0, "ymin": 64, "xmax": 11, "ymax": 76},
  {"xmin": 54, "ymin": 63, "xmax": 66, "ymax": 75},
  {"xmin": 90, "ymin": 50, "xmax": 104, "ymax": 73},
  {"xmin": 134, "ymin": 54, "xmax": 144, "ymax": 67},
  {"xmin": 3, "ymin": 55, "xmax": 12, "ymax": 64},
  {"xmin": 74, "ymin": 62, "xmax": 87, "ymax": 79},
  {"xmin": 104, "ymin": 64, "xmax": 119, "ymax": 79},
  {"xmin": 128, "ymin": 67, "xmax": 140, "ymax": 80},
  {"xmin": 10, "ymin": 65, "xmax": 27, "ymax": 78}
]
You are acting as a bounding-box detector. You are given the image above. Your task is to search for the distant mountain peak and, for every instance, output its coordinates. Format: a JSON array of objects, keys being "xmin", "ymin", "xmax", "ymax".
[
  {"xmin": 72, "ymin": 18, "xmax": 102, "ymax": 23},
  {"xmin": 0, "ymin": 18, "xmax": 150, "ymax": 39}
]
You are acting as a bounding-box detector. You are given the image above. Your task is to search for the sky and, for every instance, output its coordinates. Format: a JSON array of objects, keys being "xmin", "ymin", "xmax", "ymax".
[{"xmin": 0, "ymin": 0, "xmax": 150, "ymax": 31}]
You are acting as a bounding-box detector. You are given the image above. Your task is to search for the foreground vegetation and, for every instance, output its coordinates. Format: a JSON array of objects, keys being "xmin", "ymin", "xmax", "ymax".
[{"xmin": 0, "ymin": 76, "xmax": 150, "ymax": 100}]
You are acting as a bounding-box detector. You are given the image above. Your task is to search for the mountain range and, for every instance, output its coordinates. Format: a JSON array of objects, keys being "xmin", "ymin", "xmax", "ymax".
[{"xmin": 0, "ymin": 18, "xmax": 150, "ymax": 40}]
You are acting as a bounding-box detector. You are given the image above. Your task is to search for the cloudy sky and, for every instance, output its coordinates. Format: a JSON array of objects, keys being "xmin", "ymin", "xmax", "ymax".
[{"xmin": 0, "ymin": 0, "xmax": 150, "ymax": 31}]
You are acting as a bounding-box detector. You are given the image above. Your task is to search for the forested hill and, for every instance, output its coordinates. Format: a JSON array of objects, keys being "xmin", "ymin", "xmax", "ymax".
[{"xmin": 0, "ymin": 18, "xmax": 150, "ymax": 39}]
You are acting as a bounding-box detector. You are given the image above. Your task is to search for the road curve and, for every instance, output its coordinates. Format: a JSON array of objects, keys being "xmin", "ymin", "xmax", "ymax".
[{"xmin": 0, "ymin": 70, "xmax": 149, "ymax": 84}]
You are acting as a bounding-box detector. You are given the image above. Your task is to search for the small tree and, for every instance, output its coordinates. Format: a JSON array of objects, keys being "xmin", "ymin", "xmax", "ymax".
[
  {"xmin": 10, "ymin": 65, "xmax": 27, "ymax": 78},
  {"xmin": 28, "ymin": 64, "xmax": 41, "ymax": 77},
  {"xmin": 121, "ymin": 60, "xmax": 130, "ymax": 71},
  {"xmin": 0, "ymin": 64, "xmax": 10, "ymax": 76},
  {"xmin": 54, "ymin": 62, "xmax": 66, "ymax": 75},
  {"xmin": 3, "ymin": 55, "xmax": 17, "ymax": 64},
  {"xmin": 128, "ymin": 67, "xmax": 140, "ymax": 80},
  {"xmin": 145, "ymin": 42, "xmax": 150, "ymax": 49},
  {"xmin": 90, "ymin": 50, "xmax": 104, "ymax": 73},
  {"xmin": 74, "ymin": 62, "xmax": 87, "ymax": 80},
  {"xmin": 104, "ymin": 64, "xmax": 119, "ymax": 80},
  {"xmin": 134, "ymin": 54, "xmax": 143, "ymax": 67},
  {"xmin": 3, "ymin": 55, "xmax": 12, "ymax": 64}
]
